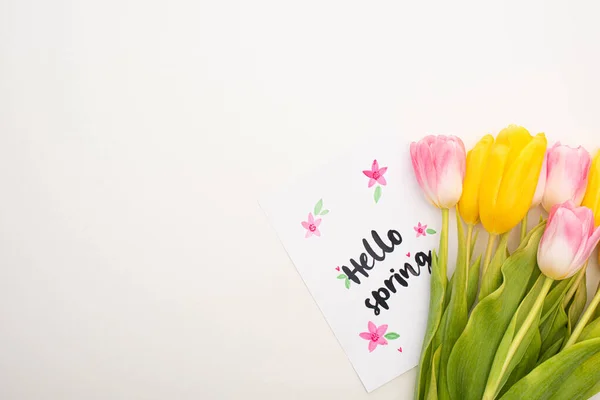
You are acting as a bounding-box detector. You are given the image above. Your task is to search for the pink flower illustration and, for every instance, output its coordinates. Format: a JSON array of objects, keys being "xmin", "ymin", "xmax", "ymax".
[
  {"xmin": 359, "ymin": 321, "xmax": 389, "ymax": 352},
  {"xmin": 363, "ymin": 159, "xmax": 388, "ymax": 188},
  {"xmin": 301, "ymin": 213, "xmax": 322, "ymax": 238},
  {"xmin": 415, "ymin": 222, "xmax": 427, "ymax": 237}
]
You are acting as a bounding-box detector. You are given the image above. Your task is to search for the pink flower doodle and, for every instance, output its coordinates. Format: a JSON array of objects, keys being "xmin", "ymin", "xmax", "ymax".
[
  {"xmin": 358, "ymin": 321, "xmax": 401, "ymax": 352},
  {"xmin": 363, "ymin": 159, "xmax": 388, "ymax": 188},
  {"xmin": 415, "ymin": 222, "xmax": 427, "ymax": 237},
  {"xmin": 359, "ymin": 322, "xmax": 389, "ymax": 352},
  {"xmin": 414, "ymin": 222, "xmax": 436, "ymax": 238},
  {"xmin": 301, "ymin": 213, "xmax": 321, "ymax": 238}
]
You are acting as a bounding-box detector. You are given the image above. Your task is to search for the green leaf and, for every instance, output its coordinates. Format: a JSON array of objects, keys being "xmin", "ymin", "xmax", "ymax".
[
  {"xmin": 344, "ymin": 279, "xmax": 350, "ymax": 289},
  {"xmin": 336, "ymin": 274, "xmax": 346, "ymax": 280},
  {"xmin": 483, "ymin": 275, "xmax": 553, "ymax": 399},
  {"xmin": 500, "ymin": 338, "xmax": 600, "ymax": 400},
  {"xmin": 479, "ymin": 233, "xmax": 510, "ymax": 301},
  {"xmin": 426, "ymin": 228, "xmax": 437, "ymax": 234},
  {"xmin": 437, "ymin": 211, "xmax": 469, "ymax": 400},
  {"xmin": 536, "ymin": 337, "xmax": 563, "ymax": 365},
  {"xmin": 567, "ymin": 273, "xmax": 587, "ymax": 336},
  {"xmin": 446, "ymin": 221, "xmax": 546, "ymax": 400},
  {"xmin": 538, "ymin": 305, "xmax": 568, "ymax": 360},
  {"xmin": 416, "ymin": 209, "xmax": 449, "ymax": 400},
  {"xmin": 540, "ymin": 277, "xmax": 571, "ymax": 324},
  {"xmin": 314, "ymin": 199, "xmax": 323, "ymax": 215},
  {"xmin": 535, "ymin": 276, "xmax": 573, "ymax": 360},
  {"xmin": 425, "ymin": 345, "xmax": 442, "ymax": 400},
  {"xmin": 467, "ymin": 255, "xmax": 482, "ymax": 312},
  {"xmin": 384, "ymin": 332, "xmax": 400, "ymax": 340},
  {"xmin": 498, "ymin": 328, "xmax": 541, "ymax": 398},
  {"xmin": 374, "ymin": 186, "xmax": 382, "ymax": 203},
  {"xmin": 319, "ymin": 209, "xmax": 329, "ymax": 216},
  {"xmin": 578, "ymin": 316, "xmax": 600, "ymax": 342}
]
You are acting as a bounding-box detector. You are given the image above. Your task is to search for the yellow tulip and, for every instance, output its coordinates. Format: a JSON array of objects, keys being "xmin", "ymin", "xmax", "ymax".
[
  {"xmin": 458, "ymin": 134, "xmax": 494, "ymax": 225},
  {"xmin": 582, "ymin": 150, "xmax": 600, "ymax": 226},
  {"xmin": 479, "ymin": 125, "xmax": 547, "ymax": 234}
]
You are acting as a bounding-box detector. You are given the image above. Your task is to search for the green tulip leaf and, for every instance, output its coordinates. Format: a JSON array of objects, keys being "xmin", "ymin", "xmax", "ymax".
[
  {"xmin": 415, "ymin": 209, "xmax": 449, "ymax": 400},
  {"xmin": 446, "ymin": 222, "xmax": 546, "ymax": 400},
  {"xmin": 537, "ymin": 337, "xmax": 563, "ymax": 366},
  {"xmin": 498, "ymin": 328, "xmax": 541, "ymax": 398},
  {"xmin": 425, "ymin": 345, "xmax": 442, "ymax": 400},
  {"xmin": 568, "ymin": 274, "xmax": 587, "ymax": 336},
  {"xmin": 467, "ymin": 255, "xmax": 482, "ymax": 311},
  {"xmin": 479, "ymin": 233, "xmax": 510, "ymax": 301},
  {"xmin": 437, "ymin": 212, "xmax": 469, "ymax": 400},
  {"xmin": 579, "ymin": 316, "xmax": 600, "ymax": 342},
  {"xmin": 500, "ymin": 338, "xmax": 600, "ymax": 400},
  {"xmin": 483, "ymin": 275, "xmax": 553, "ymax": 399},
  {"xmin": 538, "ymin": 305, "xmax": 568, "ymax": 362}
]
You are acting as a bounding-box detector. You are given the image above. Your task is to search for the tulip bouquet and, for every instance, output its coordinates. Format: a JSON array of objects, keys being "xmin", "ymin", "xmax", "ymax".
[{"xmin": 411, "ymin": 125, "xmax": 600, "ymax": 400}]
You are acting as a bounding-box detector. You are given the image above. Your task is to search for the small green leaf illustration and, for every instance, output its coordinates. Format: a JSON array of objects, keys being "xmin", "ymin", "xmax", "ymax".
[
  {"xmin": 385, "ymin": 332, "xmax": 400, "ymax": 340},
  {"xmin": 374, "ymin": 186, "xmax": 382, "ymax": 203},
  {"xmin": 337, "ymin": 274, "xmax": 346, "ymax": 279},
  {"xmin": 426, "ymin": 228, "xmax": 437, "ymax": 234},
  {"xmin": 314, "ymin": 199, "xmax": 323, "ymax": 215},
  {"xmin": 320, "ymin": 209, "xmax": 329, "ymax": 216},
  {"xmin": 345, "ymin": 279, "xmax": 351, "ymax": 289}
]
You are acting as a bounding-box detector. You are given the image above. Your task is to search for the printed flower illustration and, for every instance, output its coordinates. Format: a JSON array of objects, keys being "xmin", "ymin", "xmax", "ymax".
[
  {"xmin": 415, "ymin": 222, "xmax": 427, "ymax": 237},
  {"xmin": 301, "ymin": 213, "xmax": 321, "ymax": 238},
  {"xmin": 414, "ymin": 222, "xmax": 436, "ymax": 238},
  {"xmin": 359, "ymin": 321, "xmax": 400, "ymax": 352},
  {"xmin": 363, "ymin": 159, "xmax": 388, "ymax": 188},
  {"xmin": 363, "ymin": 159, "xmax": 388, "ymax": 203},
  {"xmin": 301, "ymin": 199, "xmax": 329, "ymax": 239}
]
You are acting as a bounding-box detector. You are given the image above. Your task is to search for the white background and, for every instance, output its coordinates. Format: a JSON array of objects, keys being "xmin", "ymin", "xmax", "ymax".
[{"xmin": 1, "ymin": 1, "xmax": 600, "ymax": 399}]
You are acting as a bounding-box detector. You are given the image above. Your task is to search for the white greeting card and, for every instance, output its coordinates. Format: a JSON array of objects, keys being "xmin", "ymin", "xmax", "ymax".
[{"xmin": 260, "ymin": 136, "xmax": 439, "ymax": 392}]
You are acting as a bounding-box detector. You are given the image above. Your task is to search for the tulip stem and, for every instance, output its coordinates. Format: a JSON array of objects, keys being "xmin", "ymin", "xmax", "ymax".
[
  {"xmin": 563, "ymin": 275, "xmax": 600, "ymax": 350},
  {"xmin": 562, "ymin": 261, "xmax": 588, "ymax": 309},
  {"xmin": 440, "ymin": 208, "xmax": 449, "ymax": 288},
  {"xmin": 520, "ymin": 212, "xmax": 528, "ymax": 243},
  {"xmin": 482, "ymin": 275, "xmax": 554, "ymax": 400},
  {"xmin": 465, "ymin": 224, "xmax": 474, "ymax": 271},
  {"xmin": 481, "ymin": 234, "xmax": 497, "ymax": 277}
]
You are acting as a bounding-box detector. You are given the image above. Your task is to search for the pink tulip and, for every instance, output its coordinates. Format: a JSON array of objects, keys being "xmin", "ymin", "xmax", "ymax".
[
  {"xmin": 537, "ymin": 202, "xmax": 600, "ymax": 280},
  {"xmin": 541, "ymin": 143, "xmax": 591, "ymax": 212},
  {"xmin": 410, "ymin": 135, "xmax": 466, "ymax": 209},
  {"xmin": 531, "ymin": 153, "xmax": 547, "ymax": 207}
]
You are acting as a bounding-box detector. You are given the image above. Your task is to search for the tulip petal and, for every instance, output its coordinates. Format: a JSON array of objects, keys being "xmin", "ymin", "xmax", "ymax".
[
  {"xmin": 571, "ymin": 223, "xmax": 600, "ymax": 274},
  {"xmin": 412, "ymin": 140, "xmax": 439, "ymax": 206},
  {"xmin": 479, "ymin": 143, "xmax": 510, "ymax": 234},
  {"xmin": 531, "ymin": 152, "xmax": 547, "ymax": 207},
  {"xmin": 458, "ymin": 134, "xmax": 493, "ymax": 225},
  {"xmin": 538, "ymin": 206, "xmax": 582, "ymax": 279},
  {"xmin": 582, "ymin": 151, "xmax": 600, "ymax": 227},
  {"xmin": 496, "ymin": 125, "xmax": 532, "ymax": 168},
  {"xmin": 435, "ymin": 139, "xmax": 465, "ymax": 208},
  {"xmin": 411, "ymin": 142, "xmax": 436, "ymax": 206},
  {"xmin": 542, "ymin": 144, "xmax": 591, "ymax": 211},
  {"xmin": 494, "ymin": 133, "xmax": 547, "ymax": 234}
]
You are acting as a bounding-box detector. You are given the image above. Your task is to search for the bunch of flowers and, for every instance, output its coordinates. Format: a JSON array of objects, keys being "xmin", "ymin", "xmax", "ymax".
[{"xmin": 411, "ymin": 125, "xmax": 600, "ymax": 400}]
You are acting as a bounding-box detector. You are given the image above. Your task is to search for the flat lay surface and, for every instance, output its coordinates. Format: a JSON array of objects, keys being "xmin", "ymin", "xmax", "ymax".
[{"xmin": 2, "ymin": 0, "xmax": 600, "ymax": 399}]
